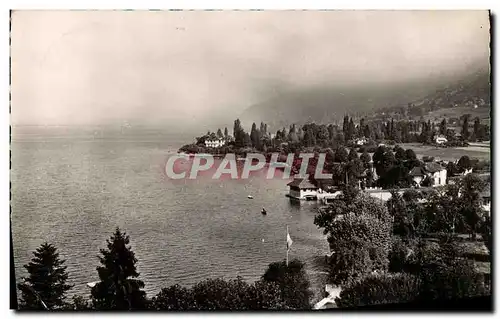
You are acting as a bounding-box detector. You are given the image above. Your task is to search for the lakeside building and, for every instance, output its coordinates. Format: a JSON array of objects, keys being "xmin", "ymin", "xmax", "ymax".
[
  {"xmin": 287, "ymin": 178, "xmax": 319, "ymax": 200},
  {"xmin": 204, "ymin": 138, "xmax": 226, "ymax": 148},
  {"xmin": 287, "ymin": 178, "xmax": 342, "ymax": 201}
]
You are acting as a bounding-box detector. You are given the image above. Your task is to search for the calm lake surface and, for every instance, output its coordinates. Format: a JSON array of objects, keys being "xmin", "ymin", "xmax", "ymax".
[{"xmin": 11, "ymin": 126, "xmax": 329, "ymax": 301}]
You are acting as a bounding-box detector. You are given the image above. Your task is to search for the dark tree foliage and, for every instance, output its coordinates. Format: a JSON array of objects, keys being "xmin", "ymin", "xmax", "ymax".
[
  {"xmin": 91, "ymin": 228, "xmax": 148, "ymax": 310},
  {"xmin": 151, "ymin": 284, "xmax": 193, "ymax": 310},
  {"xmin": 417, "ymin": 239, "xmax": 489, "ymax": 302},
  {"xmin": 439, "ymin": 118, "xmax": 447, "ymax": 136},
  {"xmin": 457, "ymin": 155, "xmax": 472, "ymax": 173},
  {"xmin": 216, "ymin": 128, "xmax": 223, "ymax": 138},
  {"xmin": 315, "ymin": 194, "xmax": 392, "ymax": 285},
  {"xmin": 348, "ymin": 148, "xmax": 359, "ymax": 161},
  {"xmin": 233, "ymin": 119, "xmax": 246, "ymax": 148},
  {"xmin": 458, "ymin": 174, "xmax": 487, "ymax": 238},
  {"xmin": 335, "ymin": 273, "xmax": 421, "ymax": 308},
  {"xmin": 68, "ymin": 295, "xmax": 92, "ymax": 310},
  {"xmin": 335, "ymin": 147, "xmax": 349, "ymax": 163},
  {"xmin": 387, "ymin": 191, "xmax": 414, "ymax": 237},
  {"xmin": 479, "ymin": 215, "xmax": 492, "ymax": 255},
  {"xmin": 18, "ymin": 243, "xmax": 72, "ymax": 310},
  {"xmin": 262, "ymin": 259, "xmax": 313, "ymax": 310},
  {"xmin": 394, "ymin": 146, "xmax": 406, "ymax": 161},
  {"xmin": 461, "ymin": 114, "xmax": 470, "ymax": 141},
  {"xmin": 405, "ymin": 149, "xmax": 417, "ymax": 161},
  {"xmin": 360, "ymin": 150, "xmax": 371, "ymax": 168},
  {"xmin": 151, "ymin": 278, "xmax": 285, "ymax": 310}
]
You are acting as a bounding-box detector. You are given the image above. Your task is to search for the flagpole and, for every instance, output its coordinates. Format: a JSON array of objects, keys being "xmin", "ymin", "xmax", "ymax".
[{"xmin": 286, "ymin": 225, "xmax": 289, "ymax": 267}]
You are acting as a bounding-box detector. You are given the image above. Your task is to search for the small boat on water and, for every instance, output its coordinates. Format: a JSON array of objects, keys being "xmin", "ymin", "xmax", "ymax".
[
  {"xmin": 248, "ymin": 195, "xmax": 253, "ymax": 199},
  {"xmin": 261, "ymin": 208, "xmax": 267, "ymax": 215}
]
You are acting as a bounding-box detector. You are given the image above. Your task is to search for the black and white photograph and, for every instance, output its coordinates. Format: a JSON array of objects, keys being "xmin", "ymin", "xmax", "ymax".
[{"xmin": 9, "ymin": 9, "xmax": 492, "ymax": 311}]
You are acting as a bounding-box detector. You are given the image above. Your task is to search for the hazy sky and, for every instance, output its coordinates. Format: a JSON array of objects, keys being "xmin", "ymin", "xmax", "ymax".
[{"xmin": 11, "ymin": 10, "xmax": 490, "ymax": 127}]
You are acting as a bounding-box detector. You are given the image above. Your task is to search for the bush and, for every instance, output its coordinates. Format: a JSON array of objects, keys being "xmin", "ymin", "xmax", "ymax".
[
  {"xmin": 335, "ymin": 273, "xmax": 420, "ymax": 308},
  {"xmin": 262, "ymin": 259, "xmax": 312, "ymax": 310}
]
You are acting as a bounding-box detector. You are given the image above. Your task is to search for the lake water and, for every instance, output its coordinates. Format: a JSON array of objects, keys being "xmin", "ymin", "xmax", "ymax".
[{"xmin": 10, "ymin": 126, "xmax": 329, "ymax": 302}]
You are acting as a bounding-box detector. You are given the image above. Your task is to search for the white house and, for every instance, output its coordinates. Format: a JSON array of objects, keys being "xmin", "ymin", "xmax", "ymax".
[
  {"xmin": 425, "ymin": 162, "xmax": 447, "ymax": 186},
  {"xmin": 409, "ymin": 163, "xmax": 447, "ymax": 187},
  {"xmin": 204, "ymin": 138, "xmax": 226, "ymax": 148},
  {"xmin": 434, "ymin": 135, "xmax": 448, "ymax": 145}
]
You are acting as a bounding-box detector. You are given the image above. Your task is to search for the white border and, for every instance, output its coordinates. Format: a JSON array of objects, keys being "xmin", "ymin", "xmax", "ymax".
[{"xmin": 2, "ymin": 1, "xmax": 498, "ymax": 319}]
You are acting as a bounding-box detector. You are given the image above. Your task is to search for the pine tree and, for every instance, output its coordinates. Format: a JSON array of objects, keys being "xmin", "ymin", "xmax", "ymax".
[
  {"xmin": 233, "ymin": 119, "xmax": 245, "ymax": 148},
  {"xmin": 461, "ymin": 115, "xmax": 470, "ymax": 141},
  {"xmin": 343, "ymin": 115, "xmax": 349, "ymax": 137},
  {"xmin": 216, "ymin": 128, "xmax": 223, "ymax": 139},
  {"xmin": 18, "ymin": 243, "xmax": 72, "ymax": 310},
  {"xmin": 91, "ymin": 228, "xmax": 148, "ymax": 310},
  {"xmin": 363, "ymin": 124, "xmax": 371, "ymax": 139},
  {"xmin": 473, "ymin": 117, "xmax": 481, "ymax": 141},
  {"xmin": 224, "ymin": 127, "xmax": 228, "ymax": 139},
  {"xmin": 439, "ymin": 119, "xmax": 447, "ymax": 136},
  {"xmin": 250, "ymin": 122, "xmax": 261, "ymax": 149},
  {"xmin": 347, "ymin": 118, "xmax": 356, "ymax": 141}
]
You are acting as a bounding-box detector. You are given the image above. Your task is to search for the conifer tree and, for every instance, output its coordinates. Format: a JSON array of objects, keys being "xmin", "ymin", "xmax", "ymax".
[
  {"xmin": 91, "ymin": 228, "xmax": 147, "ymax": 310},
  {"xmin": 18, "ymin": 243, "xmax": 72, "ymax": 310}
]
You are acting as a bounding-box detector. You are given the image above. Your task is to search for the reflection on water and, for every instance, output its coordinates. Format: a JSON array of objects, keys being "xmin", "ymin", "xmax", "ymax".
[{"xmin": 11, "ymin": 128, "xmax": 329, "ymax": 302}]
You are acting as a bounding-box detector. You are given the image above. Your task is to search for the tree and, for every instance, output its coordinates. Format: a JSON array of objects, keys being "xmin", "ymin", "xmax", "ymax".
[
  {"xmin": 347, "ymin": 118, "xmax": 356, "ymax": 141},
  {"xmin": 479, "ymin": 215, "xmax": 492, "ymax": 255},
  {"xmin": 335, "ymin": 147, "xmax": 349, "ymax": 163},
  {"xmin": 457, "ymin": 155, "xmax": 472, "ymax": 173},
  {"xmin": 69, "ymin": 295, "xmax": 92, "ymax": 310},
  {"xmin": 394, "ymin": 146, "xmax": 406, "ymax": 162},
  {"xmin": 360, "ymin": 150, "xmax": 371, "ymax": 169},
  {"xmin": 458, "ymin": 174, "xmax": 487, "ymax": 238},
  {"xmin": 314, "ymin": 194, "xmax": 392, "ymax": 285},
  {"xmin": 473, "ymin": 117, "xmax": 483, "ymax": 141},
  {"xmin": 18, "ymin": 243, "xmax": 72, "ymax": 310},
  {"xmin": 405, "ymin": 149, "xmax": 417, "ymax": 161},
  {"xmin": 363, "ymin": 124, "xmax": 372, "ymax": 139},
  {"xmin": 446, "ymin": 162, "xmax": 458, "ymax": 178},
  {"xmin": 250, "ymin": 122, "xmax": 261, "ymax": 149},
  {"xmin": 216, "ymin": 128, "xmax": 223, "ymax": 139},
  {"xmin": 262, "ymin": 259, "xmax": 312, "ymax": 310},
  {"xmin": 387, "ymin": 191, "xmax": 414, "ymax": 237},
  {"xmin": 439, "ymin": 119, "xmax": 447, "ymax": 136},
  {"xmin": 151, "ymin": 278, "xmax": 286, "ymax": 310},
  {"xmin": 461, "ymin": 114, "xmax": 470, "ymax": 141},
  {"xmin": 417, "ymin": 239, "xmax": 489, "ymax": 302},
  {"xmin": 424, "ymin": 186, "xmax": 463, "ymax": 234},
  {"xmin": 233, "ymin": 119, "xmax": 245, "ymax": 148},
  {"xmin": 151, "ymin": 284, "xmax": 193, "ymax": 310},
  {"xmin": 343, "ymin": 115, "xmax": 349, "ymax": 137},
  {"xmin": 224, "ymin": 127, "xmax": 229, "ymax": 139},
  {"xmin": 91, "ymin": 228, "xmax": 148, "ymax": 310},
  {"xmin": 348, "ymin": 148, "xmax": 359, "ymax": 161},
  {"xmin": 335, "ymin": 273, "xmax": 420, "ymax": 308}
]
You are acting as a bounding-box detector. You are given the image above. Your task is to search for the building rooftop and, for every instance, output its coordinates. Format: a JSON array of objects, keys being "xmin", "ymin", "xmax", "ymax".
[
  {"xmin": 409, "ymin": 167, "xmax": 425, "ymax": 177},
  {"xmin": 287, "ymin": 178, "xmax": 318, "ymax": 189},
  {"xmin": 425, "ymin": 162, "xmax": 445, "ymax": 173}
]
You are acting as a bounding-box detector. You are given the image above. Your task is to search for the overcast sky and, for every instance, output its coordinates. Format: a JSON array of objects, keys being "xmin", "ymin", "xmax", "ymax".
[{"xmin": 11, "ymin": 10, "xmax": 490, "ymax": 127}]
